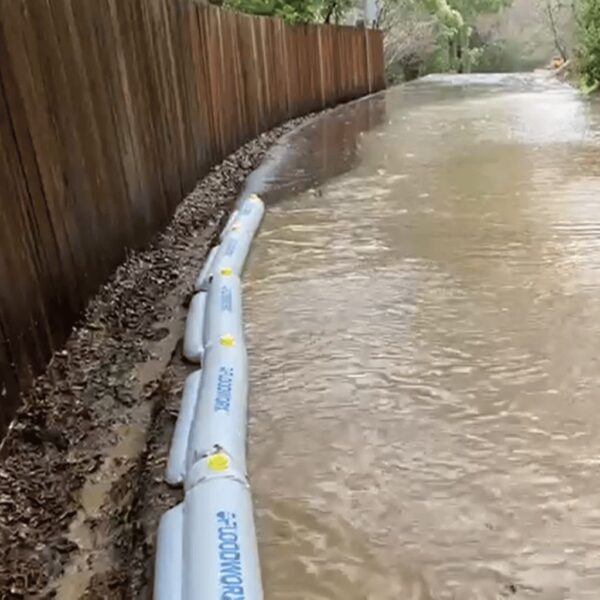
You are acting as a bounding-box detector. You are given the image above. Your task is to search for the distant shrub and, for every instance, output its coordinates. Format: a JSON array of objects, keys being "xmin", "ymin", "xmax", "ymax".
[
  {"xmin": 473, "ymin": 39, "xmax": 547, "ymax": 72},
  {"xmin": 579, "ymin": 0, "xmax": 600, "ymax": 88}
]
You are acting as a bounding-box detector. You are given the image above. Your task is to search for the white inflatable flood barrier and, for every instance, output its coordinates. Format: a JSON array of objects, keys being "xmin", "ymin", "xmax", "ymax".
[
  {"xmin": 214, "ymin": 198, "xmax": 265, "ymax": 277},
  {"xmin": 165, "ymin": 371, "xmax": 202, "ymax": 486},
  {"xmin": 156, "ymin": 194, "xmax": 265, "ymax": 600},
  {"xmin": 203, "ymin": 269, "xmax": 245, "ymax": 348},
  {"xmin": 182, "ymin": 292, "xmax": 207, "ymax": 364},
  {"xmin": 220, "ymin": 209, "xmax": 239, "ymax": 241},
  {"xmin": 192, "ymin": 196, "xmax": 261, "ymax": 292},
  {"xmin": 186, "ymin": 340, "xmax": 249, "ymax": 475},
  {"xmin": 155, "ymin": 451, "xmax": 263, "ymax": 600},
  {"xmin": 194, "ymin": 244, "xmax": 220, "ymax": 292},
  {"xmin": 154, "ymin": 503, "xmax": 183, "ymax": 599}
]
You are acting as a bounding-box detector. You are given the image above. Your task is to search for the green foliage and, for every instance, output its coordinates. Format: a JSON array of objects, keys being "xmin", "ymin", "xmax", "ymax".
[
  {"xmin": 422, "ymin": 41, "xmax": 454, "ymax": 72},
  {"xmin": 428, "ymin": 0, "xmax": 463, "ymax": 32},
  {"xmin": 578, "ymin": 0, "xmax": 600, "ymax": 87},
  {"xmin": 225, "ymin": 0, "xmax": 318, "ymax": 23},
  {"xmin": 225, "ymin": 0, "xmax": 353, "ymax": 23},
  {"xmin": 320, "ymin": 0, "xmax": 355, "ymax": 23},
  {"xmin": 447, "ymin": 0, "xmax": 512, "ymax": 22},
  {"xmin": 472, "ymin": 39, "xmax": 547, "ymax": 72},
  {"xmin": 428, "ymin": 0, "xmax": 512, "ymax": 72}
]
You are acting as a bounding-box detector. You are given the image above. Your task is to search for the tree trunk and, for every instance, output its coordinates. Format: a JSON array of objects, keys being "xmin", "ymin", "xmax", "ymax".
[
  {"xmin": 546, "ymin": 0, "xmax": 568, "ymax": 61},
  {"xmin": 324, "ymin": 1, "xmax": 336, "ymax": 24},
  {"xmin": 460, "ymin": 26, "xmax": 471, "ymax": 74},
  {"xmin": 449, "ymin": 37, "xmax": 458, "ymax": 72}
]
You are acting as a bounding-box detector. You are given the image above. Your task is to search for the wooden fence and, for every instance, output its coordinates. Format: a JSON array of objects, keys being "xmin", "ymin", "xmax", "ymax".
[{"xmin": 0, "ymin": 0, "xmax": 384, "ymax": 432}]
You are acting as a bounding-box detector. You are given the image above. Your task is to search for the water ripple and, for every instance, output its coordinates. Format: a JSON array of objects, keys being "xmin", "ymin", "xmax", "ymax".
[{"xmin": 245, "ymin": 73, "xmax": 600, "ymax": 599}]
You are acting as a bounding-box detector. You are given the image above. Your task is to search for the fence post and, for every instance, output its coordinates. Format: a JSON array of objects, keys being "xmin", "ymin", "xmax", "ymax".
[
  {"xmin": 365, "ymin": 28, "xmax": 372, "ymax": 94},
  {"xmin": 317, "ymin": 27, "xmax": 326, "ymax": 109},
  {"xmin": 260, "ymin": 18, "xmax": 271, "ymax": 125},
  {"xmin": 279, "ymin": 19, "xmax": 291, "ymax": 117},
  {"xmin": 216, "ymin": 9, "xmax": 228, "ymax": 152},
  {"xmin": 250, "ymin": 19, "xmax": 263, "ymax": 130}
]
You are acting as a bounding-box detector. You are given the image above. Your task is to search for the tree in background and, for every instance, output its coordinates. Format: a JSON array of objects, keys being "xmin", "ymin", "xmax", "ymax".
[
  {"xmin": 474, "ymin": 0, "xmax": 577, "ymax": 73},
  {"xmin": 578, "ymin": 0, "xmax": 600, "ymax": 89},
  {"xmin": 379, "ymin": 0, "xmax": 513, "ymax": 81},
  {"xmin": 226, "ymin": 0, "xmax": 581, "ymax": 82},
  {"xmin": 545, "ymin": 0, "xmax": 569, "ymax": 60},
  {"xmin": 225, "ymin": 0, "xmax": 314, "ymax": 22},
  {"xmin": 447, "ymin": 0, "xmax": 512, "ymax": 72},
  {"xmin": 321, "ymin": 0, "xmax": 355, "ymax": 23},
  {"xmin": 225, "ymin": 0, "xmax": 354, "ymax": 23},
  {"xmin": 378, "ymin": 0, "xmax": 438, "ymax": 81}
]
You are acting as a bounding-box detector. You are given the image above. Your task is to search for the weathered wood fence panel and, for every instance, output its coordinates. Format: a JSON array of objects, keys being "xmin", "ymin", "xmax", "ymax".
[{"xmin": 0, "ymin": 0, "xmax": 384, "ymax": 432}]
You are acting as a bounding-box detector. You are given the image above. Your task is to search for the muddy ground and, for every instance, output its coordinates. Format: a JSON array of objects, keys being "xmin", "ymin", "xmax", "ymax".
[{"xmin": 0, "ymin": 116, "xmax": 310, "ymax": 599}]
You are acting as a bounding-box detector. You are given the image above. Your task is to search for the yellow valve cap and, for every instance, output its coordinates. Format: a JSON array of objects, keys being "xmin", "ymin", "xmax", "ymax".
[
  {"xmin": 220, "ymin": 334, "xmax": 235, "ymax": 347},
  {"xmin": 248, "ymin": 193, "xmax": 261, "ymax": 203},
  {"xmin": 208, "ymin": 452, "xmax": 230, "ymax": 472},
  {"xmin": 220, "ymin": 266, "xmax": 233, "ymax": 276}
]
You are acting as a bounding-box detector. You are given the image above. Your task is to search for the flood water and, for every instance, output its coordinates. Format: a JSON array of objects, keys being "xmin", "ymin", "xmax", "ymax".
[{"xmin": 243, "ymin": 74, "xmax": 600, "ymax": 600}]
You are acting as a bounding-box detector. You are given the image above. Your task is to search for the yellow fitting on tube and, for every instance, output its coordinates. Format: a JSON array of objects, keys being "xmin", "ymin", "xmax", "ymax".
[
  {"xmin": 207, "ymin": 452, "xmax": 230, "ymax": 472},
  {"xmin": 220, "ymin": 334, "xmax": 235, "ymax": 347}
]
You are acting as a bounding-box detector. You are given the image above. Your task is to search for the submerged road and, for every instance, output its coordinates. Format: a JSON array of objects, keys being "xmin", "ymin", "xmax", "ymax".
[{"xmin": 243, "ymin": 74, "xmax": 600, "ymax": 599}]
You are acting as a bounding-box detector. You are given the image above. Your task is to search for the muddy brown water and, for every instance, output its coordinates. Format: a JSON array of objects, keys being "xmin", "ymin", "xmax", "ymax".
[{"xmin": 243, "ymin": 74, "xmax": 600, "ymax": 599}]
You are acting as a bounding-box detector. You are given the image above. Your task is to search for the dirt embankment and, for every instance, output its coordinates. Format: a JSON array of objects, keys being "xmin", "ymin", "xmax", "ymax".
[{"xmin": 0, "ymin": 116, "xmax": 309, "ymax": 599}]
